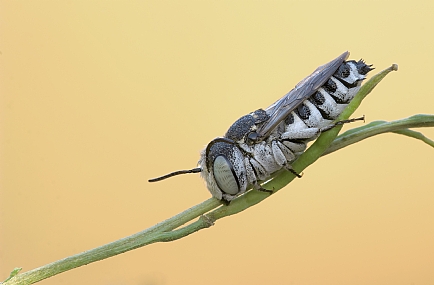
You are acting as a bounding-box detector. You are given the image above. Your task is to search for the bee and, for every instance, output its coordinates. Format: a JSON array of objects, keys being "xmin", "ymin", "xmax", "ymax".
[{"xmin": 149, "ymin": 51, "xmax": 373, "ymax": 203}]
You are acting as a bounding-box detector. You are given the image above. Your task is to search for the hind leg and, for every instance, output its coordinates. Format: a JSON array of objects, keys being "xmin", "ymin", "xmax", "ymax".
[{"xmin": 320, "ymin": 116, "xmax": 365, "ymax": 132}]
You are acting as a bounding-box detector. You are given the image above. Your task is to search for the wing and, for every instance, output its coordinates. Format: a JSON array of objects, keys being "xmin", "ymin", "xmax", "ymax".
[{"xmin": 256, "ymin": 51, "xmax": 350, "ymax": 140}]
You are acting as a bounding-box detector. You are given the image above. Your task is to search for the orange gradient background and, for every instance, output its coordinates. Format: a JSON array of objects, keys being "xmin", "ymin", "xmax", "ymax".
[{"xmin": 1, "ymin": 1, "xmax": 434, "ymax": 285}]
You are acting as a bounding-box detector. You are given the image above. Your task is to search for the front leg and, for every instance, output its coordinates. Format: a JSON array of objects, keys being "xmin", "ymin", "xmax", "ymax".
[{"xmin": 244, "ymin": 157, "xmax": 273, "ymax": 194}]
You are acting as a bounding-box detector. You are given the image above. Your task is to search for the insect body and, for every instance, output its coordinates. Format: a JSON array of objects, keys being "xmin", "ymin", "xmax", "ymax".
[{"xmin": 149, "ymin": 51, "xmax": 373, "ymax": 202}]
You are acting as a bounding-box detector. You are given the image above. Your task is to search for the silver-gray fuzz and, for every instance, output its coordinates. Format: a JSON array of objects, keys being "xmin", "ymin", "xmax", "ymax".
[{"xmin": 199, "ymin": 52, "xmax": 373, "ymax": 202}]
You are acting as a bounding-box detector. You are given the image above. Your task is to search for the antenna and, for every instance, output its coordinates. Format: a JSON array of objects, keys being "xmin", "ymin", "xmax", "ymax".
[{"xmin": 148, "ymin": 167, "xmax": 202, "ymax": 182}]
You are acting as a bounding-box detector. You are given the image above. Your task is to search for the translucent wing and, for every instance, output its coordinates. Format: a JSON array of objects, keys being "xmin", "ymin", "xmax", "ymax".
[{"xmin": 256, "ymin": 51, "xmax": 350, "ymax": 139}]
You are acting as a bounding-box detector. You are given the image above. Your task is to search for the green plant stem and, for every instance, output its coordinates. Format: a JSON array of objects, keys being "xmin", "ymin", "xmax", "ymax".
[
  {"xmin": 2, "ymin": 198, "xmax": 220, "ymax": 285},
  {"xmin": 392, "ymin": 128, "xmax": 434, "ymax": 147},
  {"xmin": 323, "ymin": 114, "xmax": 434, "ymax": 156}
]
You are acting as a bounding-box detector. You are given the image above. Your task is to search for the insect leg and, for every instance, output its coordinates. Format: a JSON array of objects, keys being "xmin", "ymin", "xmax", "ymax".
[
  {"xmin": 320, "ymin": 115, "xmax": 365, "ymax": 132},
  {"xmin": 281, "ymin": 140, "xmax": 307, "ymax": 154},
  {"xmin": 247, "ymin": 157, "xmax": 273, "ymax": 193},
  {"xmin": 284, "ymin": 165, "xmax": 303, "ymax": 178},
  {"xmin": 244, "ymin": 157, "xmax": 261, "ymax": 190},
  {"xmin": 252, "ymin": 181, "xmax": 273, "ymax": 194},
  {"xmin": 272, "ymin": 141, "xmax": 302, "ymax": 178}
]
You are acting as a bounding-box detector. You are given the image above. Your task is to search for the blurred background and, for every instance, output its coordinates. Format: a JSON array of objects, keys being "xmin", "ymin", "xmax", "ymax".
[{"xmin": 1, "ymin": 1, "xmax": 433, "ymax": 285}]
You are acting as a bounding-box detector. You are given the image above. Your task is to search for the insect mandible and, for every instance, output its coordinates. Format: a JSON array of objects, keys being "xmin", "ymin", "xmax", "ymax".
[{"xmin": 149, "ymin": 51, "xmax": 373, "ymax": 203}]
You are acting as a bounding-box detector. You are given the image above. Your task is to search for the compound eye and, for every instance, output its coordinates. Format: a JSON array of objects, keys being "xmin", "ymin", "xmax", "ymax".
[{"xmin": 213, "ymin": 155, "xmax": 240, "ymax": 195}]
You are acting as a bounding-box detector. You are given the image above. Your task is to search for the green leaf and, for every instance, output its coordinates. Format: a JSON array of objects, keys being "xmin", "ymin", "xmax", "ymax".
[{"xmin": 2, "ymin": 268, "xmax": 22, "ymax": 283}]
